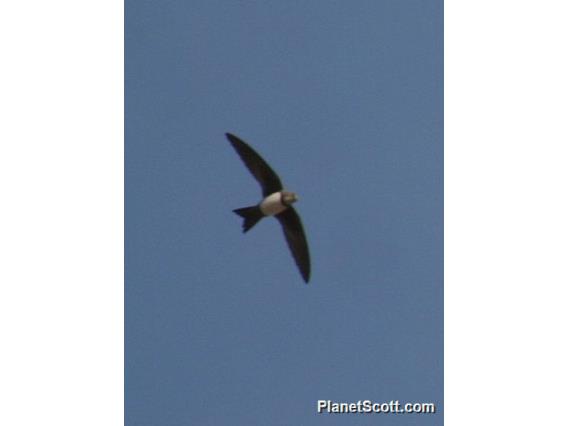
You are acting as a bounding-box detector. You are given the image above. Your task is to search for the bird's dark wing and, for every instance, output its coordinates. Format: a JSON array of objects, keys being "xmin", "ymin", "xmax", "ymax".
[
  {"xmin": 226, "ymin": 133, "xmax": 283, "ymax": 197},
  {"xmin": 276, "ymin": 207, "xmax": 311, "ymax": 283}
]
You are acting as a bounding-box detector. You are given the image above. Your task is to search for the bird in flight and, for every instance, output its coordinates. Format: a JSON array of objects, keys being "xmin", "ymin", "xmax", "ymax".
[{"xmin": 226, "ymin": 132, "xmax": 311, "ymax": 283}]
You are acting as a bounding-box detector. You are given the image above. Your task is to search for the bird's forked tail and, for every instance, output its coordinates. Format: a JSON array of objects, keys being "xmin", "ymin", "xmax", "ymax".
[{"xmin": 233, "ymin": 206, "xmax": 263, "ymax": 233}]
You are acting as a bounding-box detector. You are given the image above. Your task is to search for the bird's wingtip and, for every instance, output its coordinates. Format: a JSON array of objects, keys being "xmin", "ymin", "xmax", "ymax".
[{"xmin": 226, "ymin": 132, "xmax": 241, "ymax": 147}]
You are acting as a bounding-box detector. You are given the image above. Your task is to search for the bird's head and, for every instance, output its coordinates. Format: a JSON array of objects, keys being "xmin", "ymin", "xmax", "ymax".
[{"xmin": 281, "ymin": 191, "xmax": 298, "ymax": 206}]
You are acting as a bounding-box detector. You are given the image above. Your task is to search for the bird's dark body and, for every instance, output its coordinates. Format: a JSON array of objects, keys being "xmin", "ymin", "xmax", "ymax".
[{"xmin": 227, "ymin": 132, "xmax": 311, "ymax": 283}]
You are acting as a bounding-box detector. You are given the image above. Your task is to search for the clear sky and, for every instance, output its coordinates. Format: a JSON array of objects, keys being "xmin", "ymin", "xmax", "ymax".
[{"xmin": 126, "ymin": 1, "xmax": 443, "ymax": 425}]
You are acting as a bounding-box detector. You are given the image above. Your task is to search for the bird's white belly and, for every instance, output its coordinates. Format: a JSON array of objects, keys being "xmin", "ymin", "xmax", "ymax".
[{"xmin": 260, "ymin": 192, "xmax": 286, "ymax": 216}]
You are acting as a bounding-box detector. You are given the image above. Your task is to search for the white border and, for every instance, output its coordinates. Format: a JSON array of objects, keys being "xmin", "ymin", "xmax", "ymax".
[
  {"xmin": 446, "ymin": 0, "xmax": 568, "ymax": 424},
  {"xmin": 0, "ymin": 2, "xmax": 123, "ymax": 425},
  {"xmin": 2, "ymin": 1, "xmax": 568, "ymax": 424}
]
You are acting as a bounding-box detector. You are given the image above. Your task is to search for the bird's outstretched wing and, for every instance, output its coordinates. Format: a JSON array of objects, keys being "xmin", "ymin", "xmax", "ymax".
[
  {"xmin": 276, "ymin": 207, "xmax": 311, "ymax": 283},
  {"xmin": 226, "ymin": 133, "xmax": 283, "ymax": 197}
]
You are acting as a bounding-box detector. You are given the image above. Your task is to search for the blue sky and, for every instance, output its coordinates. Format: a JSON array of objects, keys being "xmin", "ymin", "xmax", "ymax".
[{"xmin": 126, "ymin": 1, "xmax": 442, "ymax": 424}]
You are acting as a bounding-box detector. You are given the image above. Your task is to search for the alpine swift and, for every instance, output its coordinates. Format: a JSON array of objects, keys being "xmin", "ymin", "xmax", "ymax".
[{"xmin": 226, "ymin": 132, "xmax": 311, "ymax": 283}]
